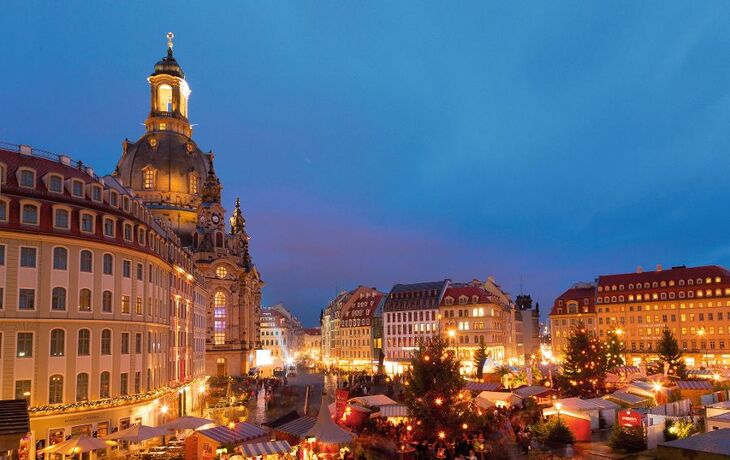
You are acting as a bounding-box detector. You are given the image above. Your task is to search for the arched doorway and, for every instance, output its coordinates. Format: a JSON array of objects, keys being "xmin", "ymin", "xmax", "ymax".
[{"xmin": 216, "ymin": 357, "xmax": 227, "ymax": 377}]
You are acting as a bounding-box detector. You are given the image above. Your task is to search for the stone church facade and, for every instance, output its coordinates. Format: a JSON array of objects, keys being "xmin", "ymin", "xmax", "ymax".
[{"xmin": 115, "ymin": 35, "xmax": 262, "ymax": 377}]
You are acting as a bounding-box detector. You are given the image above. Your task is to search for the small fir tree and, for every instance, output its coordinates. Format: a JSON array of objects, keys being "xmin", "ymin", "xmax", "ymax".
[
  {"xmin": 657, "ymin": 328, "xmax": 687, "ymax": 379},
  {"xmin": 473, "ymin": 343, "xmax": 489, "ymax": 379},
  {"xmin": 605, "ymin": 329, "xmax": 625, "ymax": 370},
  {"xmin": 402, "ymin": 337, "xmax": 466, "ymax": 440},
  {"xmin": 558, "ymin": 322, "xmax": 608, "ymax": 397}
]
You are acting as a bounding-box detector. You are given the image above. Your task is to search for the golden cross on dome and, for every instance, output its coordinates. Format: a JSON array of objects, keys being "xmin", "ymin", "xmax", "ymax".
[{"xmin": 166, "ymin": 32, "xmax": 174, "ymax": 50}]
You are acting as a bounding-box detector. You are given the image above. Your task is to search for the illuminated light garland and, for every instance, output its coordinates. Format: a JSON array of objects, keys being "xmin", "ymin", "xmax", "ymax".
[{"xmin": 28, "ymin": 376, "xmax": 208, "ymax": 416}]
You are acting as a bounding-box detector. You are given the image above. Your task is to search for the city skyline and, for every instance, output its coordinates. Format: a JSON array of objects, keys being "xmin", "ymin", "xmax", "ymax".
[{"xmin": 4, "ymin": 3, "xmax": 730, "ymax": 324}]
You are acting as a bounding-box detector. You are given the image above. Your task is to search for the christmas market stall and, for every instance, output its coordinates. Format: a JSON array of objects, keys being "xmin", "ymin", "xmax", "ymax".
[
  {"xmin": 185, "ymin": 422, "xmax": 268, "ymax": 460},
  {"xmin": 230, "ymin": 440, "xmax": 292, "ymax": 460},
  {"xmin": 272, "ymin": 416, "xmax": 316, "ymax": 446}
]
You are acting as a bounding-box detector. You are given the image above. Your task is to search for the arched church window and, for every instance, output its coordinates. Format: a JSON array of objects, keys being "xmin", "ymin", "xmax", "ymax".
[
  {"xmin": 189, "ymin": 174, "xmax": 199, "ymax": 194},
  {"xmin": 157, "ymin": 84, "xmax": 173, "ymax": 113},
  {"xmin": 143, "ymin": 169, "xmax": 155, "ymax": 190},
  {"xmin": 213, "ymin": 291, "xmax": 226, "ymax": 345}
]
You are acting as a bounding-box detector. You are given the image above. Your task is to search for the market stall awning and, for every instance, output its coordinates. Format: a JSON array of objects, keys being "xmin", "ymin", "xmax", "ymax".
[
  {"xmin": 376, "ymin": 404, "xmax": 409, "ymax": 418},
  {"xmin": 241, "ymin": 440, "xmax": 291, "ymax": 457},
  {"xmin": 464, "ymin": 381, "xmax": 502, "ymax": 392},
  {"xmin": 275, "ymin": 416, "xmax": 316, "ymax": 438},
  {"xmin": 197, "ymin": 422, "xmax": 268, "ymax": 444}
]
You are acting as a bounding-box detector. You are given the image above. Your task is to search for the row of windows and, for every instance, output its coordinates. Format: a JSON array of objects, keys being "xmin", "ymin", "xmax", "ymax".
[
  {"xmin": 15, "ymin": 330, "xmax": 163, "ymax": 359},
  {"xmin": 598, "ymin": 289, "xmax": 730, "ymax": 304},
  {"xmin": 10, "ymin": 285, "xmax": 150, "ymax": 315},
  {"xmin": 16, "ymin": 369, "xmax": 150, "ymax": 404},
  {"xmin": 598, "ymin": 276, "xmax": 723, "ymax": 292},
  {"xmin": 386, "ymin": 310, "xmax": 436, "ymax": 323},
  {"xmin": 443, "ymin": 295, "xmax": 483, "ymax": 306},
  {"xmin": 442, "ymin": 307, "xmax": 490, "ymax": 318},
  {"xmin": 0, "ymin": 162, "xmax": 149, "ymax": 219},
  {"xmin": 142, "ymin": 168, "xmax": 199, "ymax": 194},
  {"xmin": 386, "ymin": 323, "xmax": 438, "ymax": 335}
]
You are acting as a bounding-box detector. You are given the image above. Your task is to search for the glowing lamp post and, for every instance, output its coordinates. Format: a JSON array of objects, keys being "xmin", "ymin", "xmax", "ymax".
[
  {"xmin": 698, "ymin": 329, "xmax": 707, "ymax": 368},
  {"xmin": 555, "ymin": 402, "xmax": 562, "ymax": 422}
]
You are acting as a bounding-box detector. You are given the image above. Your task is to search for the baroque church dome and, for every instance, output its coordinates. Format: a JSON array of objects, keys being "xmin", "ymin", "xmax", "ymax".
[{"xmin": 114, "ymin": 33, "xmax": 212, "ymax": 245}]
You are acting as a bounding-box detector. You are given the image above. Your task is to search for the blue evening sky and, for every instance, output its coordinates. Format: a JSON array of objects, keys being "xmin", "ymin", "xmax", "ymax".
[{"xmin": 3, "ymin": 2, "xmax": 730, "ymax": 326}]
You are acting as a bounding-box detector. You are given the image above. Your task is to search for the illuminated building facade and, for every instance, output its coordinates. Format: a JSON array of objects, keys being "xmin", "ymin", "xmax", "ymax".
[
  {"xmin": 259, "ymin": 304, "xmax": 302, "ymax": 372},
  {"xmin": 383, "ymin": 280, "xmax": 449, "ymax": 374},
  {"xmin": 551, "ymin": 265, "xmax": 730, "ymax": 368},
  {"xmin": 114, "ymin": 36, "xmax": 263, "ymax": 377},
  {"xmin": 338, "ymin": 286, "xmax": 385, "ymax": 371},
  {"xmin": 0, "ymin": 142, "xmax": 207, "ymax": 455},
  {"xmin": 439, "ymin": 281, "xmax": 510, "ymax": 372}
]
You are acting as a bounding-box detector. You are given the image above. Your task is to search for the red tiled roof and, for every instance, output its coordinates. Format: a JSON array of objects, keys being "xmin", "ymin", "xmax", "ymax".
[
  {"xmin": 598, "ymin": 265, "xmax": 730, "ymax": 288},
  {"xmin": 550, "ymin": 286, "xmax": 596, "ymax": 316},
  {"xmin": 340, "ymin": 286, "xmax": 383, "ymax": 324},
  {"xmin": 440, "ymin": 285, "xmax": 492, "ymax": 306}
]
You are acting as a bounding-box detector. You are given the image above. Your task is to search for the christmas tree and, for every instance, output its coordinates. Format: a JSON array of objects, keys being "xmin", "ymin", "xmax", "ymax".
[
  {"xmin": 558, "ymin": 322, "xmax": 608, "ymax": 397},
  {"xmin": 403, "ymin": 337, "xmax": 466, "ymax": 439},
  {"xmin": 473, "ymin": 343, "xmax": 489, "ymax": 379},
  {"xmin": 605, "ymin": 329, "xmax": 625, "ymax": 370},
  {"xmin": 656, "ymin": 327, "xmax": 687, "ymax": 379}
]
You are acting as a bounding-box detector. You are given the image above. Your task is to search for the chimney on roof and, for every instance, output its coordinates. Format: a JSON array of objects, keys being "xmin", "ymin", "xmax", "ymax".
[
  {"xmin": 656, "ymin": 264, "xmax": 663, "ymax": 272},
  {"xmin": 637, "ymin": 266, "xmax": 643, "ymax": 274}
]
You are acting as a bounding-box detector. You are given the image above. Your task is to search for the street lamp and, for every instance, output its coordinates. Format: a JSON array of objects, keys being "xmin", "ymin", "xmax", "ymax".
[
  {"xmin": 542, "ymin": 347, "xmax": 554, "ymax": 388},
  {"xmin": 447, "ymin": 329, "xmax": 459, "ymax": 366},
  {"xmin": 555, "ymin": 402, "xmax": 562, "ymax": 422},
  {"xmin": 698, "ymin": 329, "xmax": 707, "ymax": 368}
]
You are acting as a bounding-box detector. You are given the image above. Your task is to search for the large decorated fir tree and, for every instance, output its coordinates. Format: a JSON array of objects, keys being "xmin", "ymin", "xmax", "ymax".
[
  {"xmin": 403, "ymin": 337, "xmax": 466, "ymax": 439},
  {"xmin": 605, "ymin": 329, "xmax": 625, "ymax": 370},
  {"xmin": 657, "ymin": 328, "xmax": 687, "ymax": 379},
  {"xmin": 473, "ymin": 343, "xmax": 489, "ymax": 379},
  {"xmin": 558, "ymin": 322, "xmax": 608, "ymax": 397}
]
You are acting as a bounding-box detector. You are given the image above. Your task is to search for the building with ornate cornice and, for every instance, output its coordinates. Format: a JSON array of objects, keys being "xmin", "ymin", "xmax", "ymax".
[{"xmin": 114, "ymin": 35, "xmax": 263, "ymax": 378}]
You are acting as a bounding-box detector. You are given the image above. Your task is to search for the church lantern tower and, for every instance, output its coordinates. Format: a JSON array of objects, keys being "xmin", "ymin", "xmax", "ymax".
[{"xmin": 145, "ymin": 32, "xmax": 193, "ymax": 137}]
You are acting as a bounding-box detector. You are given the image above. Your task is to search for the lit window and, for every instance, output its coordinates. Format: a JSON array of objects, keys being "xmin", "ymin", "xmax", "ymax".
[
  {"xmin": 49, "ymin": 375, "xmax": 63, "ymax": 404},
  {"xmin": 50, "ymin": 329, "xmax": 65, "ymax": 356},
  {"xmin": 216, "ymin": 266, "xmax": 227, "ymax": 278},
  {"xmin": 79, "ymin": 288, "xmax": 91, "ymax": 311},
  {"xmin": 190, "ymin": 174, "xmax": 199, "ymax": 194},
  {"xmin": 143, "ymin": 169, "xmax": 155, "ymax": 190},
  {"xmin": 214, "ymin": 291, "xmax": 226, "ymax": 345}
]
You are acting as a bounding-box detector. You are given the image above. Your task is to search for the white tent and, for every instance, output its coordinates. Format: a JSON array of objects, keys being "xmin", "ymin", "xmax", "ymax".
[
  {"xmin": 160, "ymin": 415, "xmax": 214, "ymax": 431},
  {"xmin": 102, "ymin": 424, "xmax": 167, "ymax": 442},
  {"xmin": 476, "ymin": 391, "xmax": 520, "ymax": 408},
  {"xmin": 306, "ymin": 398, "xmax": 354, "ymax": 445},
  {"xmin": 41, "ymin": 435, "xmax": 116, "ymax": 456}
]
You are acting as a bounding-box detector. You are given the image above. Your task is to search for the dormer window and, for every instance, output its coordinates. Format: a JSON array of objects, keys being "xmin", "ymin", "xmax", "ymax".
[
  {"xmin": 71, "ymin": 180, "xmax": 84, "ymax": 198},
  {"xmin": 48, "ymin": 174, "xmax": 63, "ymax": 193},
  {"xmin": 80, "ymin": 213, "xmax": 95, "ymax": 233},
  {"xmin": 91, "ymin": 185, "xmax": 102, "ymax": 202},
  {"xmin": 123, "ymin": 196, "xmax": 130, "ymax": 212},
  {"xmin": 109, "ymin": 191, "xmax": 119, "ymax": 207},
  {"xmin": 19, "ymin": 169, "xmax": 35, "ymax": 188}
]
